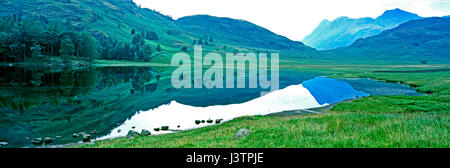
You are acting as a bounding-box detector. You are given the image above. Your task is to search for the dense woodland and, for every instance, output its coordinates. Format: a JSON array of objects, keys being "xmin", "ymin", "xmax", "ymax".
[{"xmin": 0, "ymin": 14, "xmax": 158, "ymax": 64}]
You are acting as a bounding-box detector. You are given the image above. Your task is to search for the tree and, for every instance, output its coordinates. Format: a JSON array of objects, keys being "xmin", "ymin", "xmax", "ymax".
[
  {"xmin": 132, "ymin": 34, "xmax": 144, "ymax": 46},
  {"xmin": 30, "ymin": 43, "xmax": 43, "ymax": 59},
  {"xmin": 19, "ymin": 18, "xmax": 44, "ymax": 61},
  {"xmin": 145, "ymin": 31, "xmax": 159, "ymax": 40},
  {"xmin": 45, "ymin": 22, "xmax": 62, "ymax": 57},
  {"xmin": 420, "ymin": 60, "xmax": 428, "ymax": 65},
  {"xmin": 80, "ymin": 32, "xmax": 99, "ymax": 62},
  {"xmin": 142, "ymin": 44, "xmax": 153, "ymax": 62},
  {"xmin": 59, "ymin": 37, "xmax": 75, "ymax": 59}
]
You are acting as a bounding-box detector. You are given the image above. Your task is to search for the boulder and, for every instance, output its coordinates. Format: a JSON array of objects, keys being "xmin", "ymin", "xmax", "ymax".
[
  {"xmin": 72, "ymin": 133, "xmax": 78, "ymax": 138},
  {"xmin": 201, "ymin": 120, "xmax": 205, "ymax": 123},
  {"xmin": 234, "ymin": 128, "xmax": 252, "ymax": 139},
  {"xmin": 141, "ymin": 129, "xmax": 151, "ymax": 136},
  {"xmin": 195, "ymin": 120, "xmax": 201, "ymax": 125},
  {"xmin": 44, "ymin": 137, "xmax": 54, "ymax": 144},
  {"xmin": 31, "ymin": 138, "xmax": 43, "ymax": 145},
  {"xmin": 153, "ymin": 128, "xmax": 160, "ymax": 132},
  {"xmin": 117, "ymin": 129, "xmax": 121, "ymax": 133},
  {"xmin": 161, "ymin": 126, "xmax": 169, "ymax": 131},
  {"xmin": 82, "ymin": 134, "xmax": 91, "ymax": 142},
  {"xmin": 0, "ymin": 142, "xmax": 8, "ymax": 146},
  {"xmin": 126, "ymin": 130, "xmax": 139, "ymax": 138},
  {"xmin": 207, "ymin": 119, "xmax": 213, "ymax": 123}
]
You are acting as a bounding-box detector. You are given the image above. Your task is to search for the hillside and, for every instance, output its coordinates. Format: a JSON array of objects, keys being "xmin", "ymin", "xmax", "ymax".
[
  {"xmin": 326, "ymin": 17, "xmax": 450, "ymax": 62},
  {"xmin": 0, "ymin": 0, "xmax": 317, "ymax": 64},
  {"xmin": 302, "ymin": 8, "xmax": 421, "ymax": 50},
  {"xmin": 176, "ymin": 15, "xmax": 314, "ymax": 51}
]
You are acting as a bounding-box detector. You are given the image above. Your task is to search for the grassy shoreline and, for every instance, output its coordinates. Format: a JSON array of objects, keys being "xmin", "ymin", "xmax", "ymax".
[{"xmin": 77, "ymin": 62, "xmax": 449, "ymax": 148}]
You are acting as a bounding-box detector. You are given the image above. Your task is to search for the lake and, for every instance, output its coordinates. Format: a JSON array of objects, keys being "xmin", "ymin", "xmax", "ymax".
[{"xmin": 0, "ymin": 66, "xmax": 421, "ymax": 148}]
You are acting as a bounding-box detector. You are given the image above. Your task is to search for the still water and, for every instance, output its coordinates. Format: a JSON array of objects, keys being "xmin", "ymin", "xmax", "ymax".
[{"xmin": 0, "ymin": 66, "xmax": 420, "ymax": 148}]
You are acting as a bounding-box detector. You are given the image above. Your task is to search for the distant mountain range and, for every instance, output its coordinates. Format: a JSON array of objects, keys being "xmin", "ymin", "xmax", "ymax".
[
  {"xmin": 327, "ymin": 17, "xmax": 450, "ymax": 62},
  {"xmin": 302, "ymin": 8, "xmax": 422, "ymax": 50}
]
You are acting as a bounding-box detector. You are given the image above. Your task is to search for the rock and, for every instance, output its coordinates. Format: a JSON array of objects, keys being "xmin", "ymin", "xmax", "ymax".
[
  {"xmin": 126, "ymin": 130, "xmax": 139, "ymax": 138},
  {"xmin": 25, "ymin": 137, "xmax": 30, "ymax": 140},
  {"xmin": 195, "ymin": 120, "xmax": 201, "ymax": 125},
  {"xmin": 82, "ymin": 134, "xmax": 91, "ymax": 142},
  {"xmin": 44, "ymin": 137, "xmax": 54, "ymax": 144},
  {"xmin": 117, "ymin": 129, "xmax": 121, "ymax": 133},
  {"xmin": 0, "ymin": 142, "xmax": 8, "ymax": 146},
  {"xmin": 207, "ymin": 119, "xmax": 213, "ymax": 123},
  {"xmin": 31, "ymin": 138, "xmax": 43, "ymax": 145},
  {"xmin": 132, "ymin": 126, "xmax": 136, "ymax": 129},
  {"xmin": 141, "ymin": 129, "xmax": 151, "ymax": 136},
  {"xmin": 153, "ymin": 128, "xmax": 160, "ymax": 132},
  {"xmin": 161, "ymin": 126, "xmax": 169, "ymax": 131},
  {"xmin": 201, "ymin": 120, "xmax": 205, "ymax": 123},
  {"xmin": 55, "ymin": 136, "xmax": 63, "ymax": 139},
  {"xmin": 234, "ymin": 128, "xmax": 252, "ymax": 139},
  {"xmin": 78, "ymin": 132, "xmax": 87, "ymax": 136},
  {"xmin": 215, "ymin": 119, "xmax": 223, "ymax": 124},
  {"xmin": 177, "ymin": 125, "xmax": 181, "ymax": 128},
  {"xmin": 72, "ymin": 133, "xmax": 79, "ymax": 138}
]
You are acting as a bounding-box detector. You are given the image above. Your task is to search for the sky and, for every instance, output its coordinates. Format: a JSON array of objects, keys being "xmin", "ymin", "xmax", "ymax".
[{"xmin": 133, "ymin": 0, "xmax": 450, "ymax": 41}]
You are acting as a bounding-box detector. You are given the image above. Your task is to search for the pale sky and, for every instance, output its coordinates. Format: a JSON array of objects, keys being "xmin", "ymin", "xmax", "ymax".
[{"xmin": 133, "ymin": 0, "xmax": 450, "ymax": 41}]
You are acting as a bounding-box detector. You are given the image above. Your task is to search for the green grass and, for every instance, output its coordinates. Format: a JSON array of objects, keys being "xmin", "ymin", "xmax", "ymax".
[{"xmin": 77, "ymin": 62, "xmax": 450, "ymax": 148}]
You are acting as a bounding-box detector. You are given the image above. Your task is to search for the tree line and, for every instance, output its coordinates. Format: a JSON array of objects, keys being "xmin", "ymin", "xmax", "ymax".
[
  {"xmin": 0, "ymin": 15, "xmax": 159, "ymax": 64},
  {"xmin": 98, "ymin": 29, "xmax": 159, "ymax": 62},
  {"xmin": 0, "ymin": 15, "xmax": 98, "ymax": 63}
]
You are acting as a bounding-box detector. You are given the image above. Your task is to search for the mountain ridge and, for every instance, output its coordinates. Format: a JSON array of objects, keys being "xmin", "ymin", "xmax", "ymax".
[
  {"xmin": 176, "ymin": 14, "xmax": 314, "ymax": 51},
  {"xmin": 326, "ymin": 17, "xmax": 450, "ymax": 62},
  {"xmin": 302, "ymin": 8, "xmax": 422, "ymax": 50}
]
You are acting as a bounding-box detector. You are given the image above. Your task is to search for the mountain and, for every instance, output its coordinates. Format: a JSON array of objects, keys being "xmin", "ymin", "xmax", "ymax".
[
  {"xmin": 176, "ymin": 15, "xmax": 313, "ymax": 51},
  {"xmin": 302, "ymin": 8, "xmax": 422, "ymax": 50},
  {"xmin": 375, "ymin": 8, "xmax": 421, "ymax": 27},
  {"xmin": 327, "ymin": 17, "xmax": 450, "ymax": 62}
]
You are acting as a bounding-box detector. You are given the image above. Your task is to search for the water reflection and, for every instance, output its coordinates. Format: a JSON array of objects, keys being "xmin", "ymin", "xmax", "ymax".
[
  {"xmin": 0, "ymin": 66, "xmax": 163, "ymax": 148},
  {"xmin": 0, "ymin": 66, "xmax": 420, "ymax": 148}
]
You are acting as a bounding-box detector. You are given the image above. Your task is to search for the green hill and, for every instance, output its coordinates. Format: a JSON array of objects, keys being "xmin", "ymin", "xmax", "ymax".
[
  {"xmin": 302, "ymin": 8, "xmax": 422, "ymax": 50},
  {"xmin": 0, "ymin": 0, "xmax": 317, "ymax": 65},
  {"xmin": 176, "ymin": 15, "xmax": 314, "ymax": 51}
]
